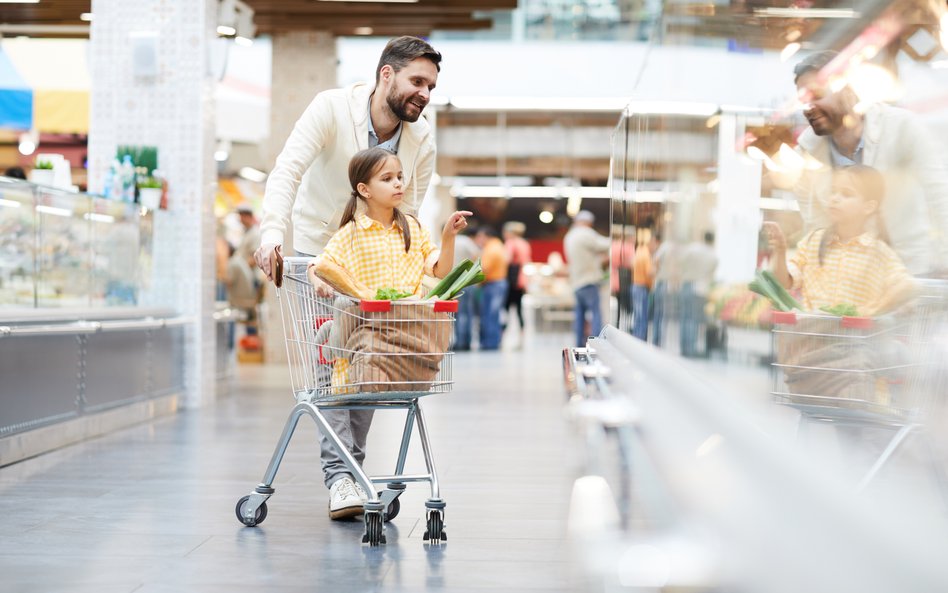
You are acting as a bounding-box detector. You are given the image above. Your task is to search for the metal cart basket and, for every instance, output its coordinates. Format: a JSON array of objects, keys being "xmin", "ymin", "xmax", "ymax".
[
  {"xmin": 235, "ymin": 257, "xmax": 455, "ymax": 545},
  {"xmin": 771, "ymin": 289, "xmax": 948, "ymax": 493}
]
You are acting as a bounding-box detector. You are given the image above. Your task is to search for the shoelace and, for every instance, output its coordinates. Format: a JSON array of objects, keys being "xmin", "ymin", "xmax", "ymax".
[{"xmin": 337, "ymin": 479, "xmax": 359, "ymax": 500}]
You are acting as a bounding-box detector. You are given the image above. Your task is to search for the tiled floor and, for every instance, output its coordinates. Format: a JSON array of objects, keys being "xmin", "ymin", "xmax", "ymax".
[{"xmin": 0, "ymin": 331, "xmax": 590, "ymax": 592}]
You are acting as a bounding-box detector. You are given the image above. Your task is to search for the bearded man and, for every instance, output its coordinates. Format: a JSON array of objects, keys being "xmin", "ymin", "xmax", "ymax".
[{"xmin": 254, "ymin": 36, "xmax": 441, "ymax": 519}]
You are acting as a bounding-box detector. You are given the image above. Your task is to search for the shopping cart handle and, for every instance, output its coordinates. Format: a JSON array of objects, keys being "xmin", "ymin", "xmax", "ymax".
[
  {"xmin": 433, "ymin": 300, "xmax": 458, "ymax": 313},
  {"xmin": 360, "ymin": 300, "xmax": 392, "ymax": 313}
]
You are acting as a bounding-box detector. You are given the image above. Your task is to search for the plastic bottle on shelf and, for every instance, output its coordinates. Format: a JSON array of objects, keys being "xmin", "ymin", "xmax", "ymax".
[
  {"xmin": 120, "ymin": 155, "xmax": 136, "ymax": 203},
  {"xmin": 102, "ymin": 167, "xmax": 114, "ymax": 199},
  {"xmin": 110, "ymin": 159, "xmax": 123, "ymax": 199}
]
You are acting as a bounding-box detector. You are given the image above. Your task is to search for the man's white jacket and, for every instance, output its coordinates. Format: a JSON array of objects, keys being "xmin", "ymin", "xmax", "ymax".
[
  {"xmin": 796, "ymin": 103, "xmax": 948, "ymax": 274},
  {"xmin": 259, "ymin": 82, "xmax": 436, "ymax": 256}
]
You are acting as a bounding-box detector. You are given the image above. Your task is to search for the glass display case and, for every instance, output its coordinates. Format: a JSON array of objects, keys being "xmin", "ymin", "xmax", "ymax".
[{"xmin": 0, "ymin": 177, "xmax": 151, "ymax": 310}]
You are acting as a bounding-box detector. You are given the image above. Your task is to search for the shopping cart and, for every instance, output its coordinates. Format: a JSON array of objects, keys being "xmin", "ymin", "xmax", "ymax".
[
  {"xmin": 770, "ymin": 290, "xmax": 948, "ymax": 493},
  {"xmin": 235, "ymin": 257, "xmax": 456, "ymax": 545}
]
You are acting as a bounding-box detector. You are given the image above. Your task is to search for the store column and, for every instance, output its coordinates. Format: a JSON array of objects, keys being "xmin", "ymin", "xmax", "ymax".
[
  {"xmin": 87, "ymin": 0, "xmax": 218, "ymax": 408},
  {"xmin": 263, "ymin": 31, "xmax": 337, "ymax": 364}
]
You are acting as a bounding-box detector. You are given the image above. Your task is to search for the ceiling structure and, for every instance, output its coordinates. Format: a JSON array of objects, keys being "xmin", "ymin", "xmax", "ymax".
[{"xmin": 0, "ymin": 0, "xmax": 515, "ymax": 38}]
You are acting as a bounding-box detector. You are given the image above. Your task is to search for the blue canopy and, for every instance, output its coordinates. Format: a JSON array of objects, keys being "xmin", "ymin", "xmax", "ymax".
[{"xmin": 0, "ymin": 48, "xmax": 32, "ymax": 130}]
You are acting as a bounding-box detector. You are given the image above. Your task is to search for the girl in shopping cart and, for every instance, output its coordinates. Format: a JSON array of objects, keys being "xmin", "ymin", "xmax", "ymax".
[
  {"xmin": 309, "ymin": 147, "xmax": 470, "ymax": 299},
  {"xmin": 305, "ymin": 146, "xmax": 470, "ymax": 519},
  {"xmin": 764, "ymin": 165, "xmax": 915, "ymax": 316}
]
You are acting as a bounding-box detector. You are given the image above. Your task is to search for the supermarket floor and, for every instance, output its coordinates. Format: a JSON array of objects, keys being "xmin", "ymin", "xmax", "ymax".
[{"xmin": 0, "ymin": 330, "xmax": 590, "ymax": 593}]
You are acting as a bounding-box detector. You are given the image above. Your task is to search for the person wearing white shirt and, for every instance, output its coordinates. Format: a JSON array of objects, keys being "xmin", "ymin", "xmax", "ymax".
[
  {"xmin": 564, "ymin": 210, "xmax": 611, "ymax": 348},
  {"xmin": 253, "ymin": 36, "xmax": 442, "ymax": 522}
]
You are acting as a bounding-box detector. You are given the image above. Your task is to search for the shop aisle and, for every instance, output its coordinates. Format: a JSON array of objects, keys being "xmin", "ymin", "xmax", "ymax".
[{"xmin": 0, "ymin": 331, "xmax": 588, "ymax": 592}]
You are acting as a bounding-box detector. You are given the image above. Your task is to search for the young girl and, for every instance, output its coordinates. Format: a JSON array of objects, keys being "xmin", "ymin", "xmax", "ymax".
[
  {"xmin": 764, "ymin": 165, "xmax": 915, "ymax": 317},
  {"xmin": 310, "ymin": 147, "xmax": 471, "ymax": 297},
  {"xmin": 307, "ymin": 147, "xmax": 470, "ymax": 521}
]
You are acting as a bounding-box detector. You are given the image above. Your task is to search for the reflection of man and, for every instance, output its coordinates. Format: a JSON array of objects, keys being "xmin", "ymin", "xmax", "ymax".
[
  {"xmin": 253, "ymin": 36, "xmax": 442, "ymax": 522},
  {"xmin": 678, "ymin": 232, "xmax": 717, "ymax": 358},
  {"xmin": 564, "ymin": 210, "xmax": 610, "ymax": 348},
  {"xmin": 793, "ymin": 51, "xmax": 948, "ymax": 275}
]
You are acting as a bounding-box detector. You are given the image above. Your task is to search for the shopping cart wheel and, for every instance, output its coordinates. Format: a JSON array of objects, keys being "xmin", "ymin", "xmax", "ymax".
[
  {"xmin": 380, "ymin": 493, "xmax": 401, "ymax": 522},
  {"xmin": 423, "ymin": 509, "xmax": 446, "ymax": 544},
  {"xmin": 362, "ymin": 510, "xmax": 386, "ymax": 546},
  {"xmin": 235, "ymin": 495, "xmax": 268, "ymax": 527}
]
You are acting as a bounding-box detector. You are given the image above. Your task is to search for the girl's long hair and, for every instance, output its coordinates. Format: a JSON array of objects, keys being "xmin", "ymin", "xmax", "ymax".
[
  {"xmin": 339, "ymin": 147, "xmax": 412, "ymax": 252},
  {"xmin": 818, "ymin": 165, "xmax": 891, "ymax": 265}
]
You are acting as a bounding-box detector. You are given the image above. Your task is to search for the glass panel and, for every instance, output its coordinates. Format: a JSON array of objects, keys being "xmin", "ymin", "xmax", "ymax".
[
  {"xmin": 34, "ymin": 187, "xmax": 92, "ymax": 308},
  {"xmin": 89, "ymin": 199, "xmax": 141, "ymax": 307},
  {"xmin": 0, "ymin": 178, "xmax": 37, "ymax": 307}
]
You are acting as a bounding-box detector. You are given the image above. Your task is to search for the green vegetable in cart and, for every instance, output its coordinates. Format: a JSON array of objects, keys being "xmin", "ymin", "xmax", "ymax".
[
  {"xmin": 748, "ymin": 269, "xmax": 801, "ymax": 312},
  {"xmin": 442, "ymin": 259, "xmax": 484, "ymax": 300},
  {"xmin": 820, "ymin": 303, "xmax": 860, "ymax": 317},
  {"xmin": 426, "ymin": 259, "xmax": 473, "ymax": 299},
  {"xmin": 374, "ymin": 287, "xmax": 413, "ymax": 301},
  {"xmin": 425, "ymin": 258, "xmax": 485, "ymax": 300}
]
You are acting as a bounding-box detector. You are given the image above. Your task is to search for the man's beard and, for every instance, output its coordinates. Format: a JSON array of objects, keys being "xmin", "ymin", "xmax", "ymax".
[{"xmin": 387, "ymin": 87, "xmax": 423, "ymax": 122}]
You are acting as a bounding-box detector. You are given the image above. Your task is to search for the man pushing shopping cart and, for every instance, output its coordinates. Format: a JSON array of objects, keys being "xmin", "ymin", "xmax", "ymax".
[{"xmin": 237, "ymin": 145, "xmax": 481, "ymax": 546}]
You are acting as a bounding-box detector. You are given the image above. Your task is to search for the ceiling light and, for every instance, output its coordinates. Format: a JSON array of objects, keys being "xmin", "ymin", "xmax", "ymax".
[
  {"xmin": 238, "ymin": 167, "xmax": 268, "ymax": 183},
  {"xmin": 0, "ymin": 1, "xmax": 41, "ymax": 3},
  {"xmin": 18, "ymin": 133, "xmax": 36, "ymax": 156},
  {"xmin": 217, "ymin": 0, "xmax": 237, "ymax": 36},
  {"xmin": 36, "ymin": 205, "xmax": 72, "ymax": 218},
  {"xmin": 0, "ymin": 199, "xmax": 22, "ymax": 208},
  {"xmin": 538, "ymin": 211, "xmax": 554, "ymax": 224},
  {"xmin": 755, "ymin": 7, "xmax": 858, "ymax": 18},
  {"xmin": 448, "ymin": 97, "xmax": 627, "ymax": 112},
  {"xmin": 84, "ymin": 213, "xmax": 115, "ymax": 224},
  {"xmin": 627, "ymin": 101, "xmax": 719, "ymax": 117},
  {"xmin": 780, "ymin": 42, "xmax": 801, "ymax": 62},
  {"xmin": 80, "ymin": 12, "xmax": 93, "ymax": 21},
  {"xmin": 354, "ymin": 27, "xmax": 374, "ymax": 36}
]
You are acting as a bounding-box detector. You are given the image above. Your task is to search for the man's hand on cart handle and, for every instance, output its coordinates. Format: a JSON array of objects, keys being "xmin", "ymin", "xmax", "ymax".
[{"xmin": 255, "ymin": 243, "xmax": 281, "ymax": 283}]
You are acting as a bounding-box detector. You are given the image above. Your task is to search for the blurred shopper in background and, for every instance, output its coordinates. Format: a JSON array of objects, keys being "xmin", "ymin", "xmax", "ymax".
[
  {"xmin": 793, "ymin": 51, "xmax": 948, "ymax": 276},
  {"xmin": 679, "ymin": 232, "xmax": 718, "ymax": 357},
  {"xmin": 253, "ymin": 36, "xmax": 442, "ymax": 518},
  {"xmin": 503, "ymin": 221, "xmax": 531, "ymax": 340},
  {"xmin": 611, "ymin": 225, "xmax": 635, "ymax": 328},
  {"xmin": 452, "ymin": 225, "xmax": 481, "ymax": 351},
  {"xmin": 235, "ymin": 204, "xmax": 260, "ymax": 264},
  {"xmin": 224, "ymin": 242, "xmax": 259, "ymax": 342},
  {"xmin": 474, "ymin": 226, "xmax": 509, "ymax": 350},
  {"xmin": 631, "ymin": 231, "xmax": 659, "ymax": 341},
  {"xmin": 564, "ymin": 210, "xmax": 610, "ymax": 348},
  {"xmin": 255, "ymin": 36, "xmax": 441, "ymax": 281},
  {"xmin": 651, "ymin": 234, "xmax": 676, "ymax": 347}
]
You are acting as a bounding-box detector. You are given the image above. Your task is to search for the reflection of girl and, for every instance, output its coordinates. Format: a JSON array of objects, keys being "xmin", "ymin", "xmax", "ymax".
[{"xmin": 765, "ymin": 165, "xmax": 914, "ymax": 316}]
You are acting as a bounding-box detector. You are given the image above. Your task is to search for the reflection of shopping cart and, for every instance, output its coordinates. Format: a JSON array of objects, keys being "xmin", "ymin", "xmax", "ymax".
[
  {"xmin": 771, "ymin": 298, "xmax": 948, "ymax": 493},
  {"xmin": 235, "ymin": 258, "xmax": 456, "ymax": 545}
]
